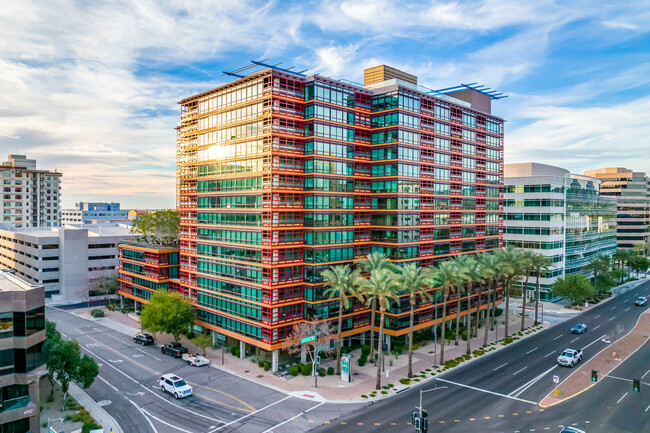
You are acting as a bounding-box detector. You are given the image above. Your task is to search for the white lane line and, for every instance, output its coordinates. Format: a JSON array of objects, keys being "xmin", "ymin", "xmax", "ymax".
[
  {"xmin": 513, "ymin": 367, "xmax": 528, "ymax": 376},
  {"xmin": 642, "ymin": 370, "xmax": 649, "ymax": 379},
  {"xmin": 553, "ymin": 335, "xmax": 562, "ymax": 340},
  {"xmin": 81, "ymin": 345, "xmax": 223, "ymax": 423},
  {"xmin": 583, "ymin": 335, "xmax": 607, "ymax": 350},
  {"xmin": 434, "ymin": 378, "xmax": 537, "ymax": 405},
  {"xmin": 96, "ymin": 375, "xmax": 119, "ymax": 392},
  {"xmin": 511, "ymin": 365, "xmax": 558, "ymax": 398},
  {"xmin": 131, "ymin": 400, "xmax": 160, "ymax": 433},
  {"xmin": 210, "ymin": 396, "xmax": 293, "ymax": 432},
  {"xmin": 305, "ymin": 401, "xmax": 325, "ymax": 413},
  {"xmin": 611, "ymin": 306, "xmax": 617, "ymax": 310},
  {"xmin": 592, "ymin": 325, "xmax": 601, "ymax": 331},
  {"xmin": 262, "ymin": 412, "xmax": 304, "ymax": 433},
  {"xmin": 645, "ymin": 404, "xmax": 650, "ymax": 413},
  {"xmin": 609, "ymin": 316, "xmax": 616, "ymax": 321},
  {"xmin": 140, "ymin": 406, "xmax": 195, "ymax": 433},
  {"xmin": 593, "ymin": 315, "xmax": 601, "ymax": 319},
  {"xmin": 60, "ymin": 331, "xmax": 68, "ymax": 339},
  {"xmin": 136, "ymin": 347, "xmax": 163, "ymax": 361},
  {"xmin": 570, "ymin": 337, "xmax": 579, "ymax": 343},
  {"xmin": 544, "ymin": 351, "xmax": 555, "ymax": 358},
  {"xmin": 493, "ymin": 363, "xmax": 509, "ymax": 371},
  {"xmin": 625, "ymin": 307, "xmax": 631, "ymax": 312},
  {"xmin": 526, "ymin": 347, "xmax": 538, "ymax": 354},
  {"xmin": 616, "ymin": 392, "xmax": 628, "ymax": 404},
  {"xmin": 104, "ymin": 333, "xmax": 163, "ymax": 361}
]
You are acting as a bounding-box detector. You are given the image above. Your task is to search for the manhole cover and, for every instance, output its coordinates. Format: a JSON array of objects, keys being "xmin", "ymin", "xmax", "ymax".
[
  {"xmin": 257, "ymin": 375, "xmax": 264, "ymax": 378},
  {"xmin": 244, "ymin": 370, "xmax": 250, "ymax": 373},
  {"xmin": 428, "ymin": 351, "xmax": 434, "ymax": 354},
  {"xmin": 97, "ymin": 400, "xmax": 111, "ymax": 407},
  {"xmin": 353, "ymin": 372, "xmax": 358, "ymax": 375}
]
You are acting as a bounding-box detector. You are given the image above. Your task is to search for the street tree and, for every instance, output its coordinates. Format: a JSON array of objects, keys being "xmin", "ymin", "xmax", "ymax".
[
  {"xmin": 477, "ymin": 252, "xmax": 501, "ymax": 346},
  {"xmin": 552, "ymin": 274, "xmax": 595, "ymax": 306},
  {"xmin": 282, "ymin": 322, "xmax": 334, "ymax": 371},
  {"xmin": 322, "ymin": 264, "xmax": 361, "ymax": 375},
  {"xmin": 518, "ymin": 250, "xmax": 536, "ymax": 331},
  {"xmin": 430, "ymin": 260, "xmax": 457, "ymax": 365},
  {"xmin": 497, "ymin": 246, "xmax": 524, "ymax": 338},
  {"xmin": 140, "ymin": 290, "xmax": 195, "ymax": 342},
  {"xmin": 530, "ymin": 254, "xmax": 552, "ymax": 325},
  {"xmin": 191, "ymin": 333, "xmax": 213, "ymax": 357},
  {"xmin": 395, "ymin": 263, "xmax": 432, "ymax": 378},
  {"xmin": 585, "ymin": 255, "xmax": 612, "ymax": 296},
  {"xmin": 455, "ymin": 255, "xmax": 481, "ymax": 355}
]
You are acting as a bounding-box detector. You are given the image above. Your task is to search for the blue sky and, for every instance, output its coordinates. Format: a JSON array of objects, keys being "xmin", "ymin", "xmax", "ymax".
[{"xmin": 1, "ymin": 0, "xmax": 649, "ymax": 208}]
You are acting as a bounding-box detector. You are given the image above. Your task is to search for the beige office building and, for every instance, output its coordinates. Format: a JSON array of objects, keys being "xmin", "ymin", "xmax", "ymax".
[{"xmin": 584, "ymin": 167, "xmax": 650, "ymax": 252}]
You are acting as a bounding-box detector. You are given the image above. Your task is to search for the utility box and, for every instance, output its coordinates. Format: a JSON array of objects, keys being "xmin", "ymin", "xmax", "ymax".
[{"xmin": 341, "ymin": 354, "xmax": 352, "ymax": 383}]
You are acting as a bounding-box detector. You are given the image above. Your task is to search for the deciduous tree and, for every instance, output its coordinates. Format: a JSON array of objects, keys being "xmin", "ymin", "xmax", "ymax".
[{"xmin": 140, "ymin": 290, "xmax": 195, "ymax": 342}]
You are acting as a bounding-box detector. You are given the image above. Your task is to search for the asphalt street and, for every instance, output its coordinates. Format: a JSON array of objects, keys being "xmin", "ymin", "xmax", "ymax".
[
  {"xmin": 312, "ymin": 279, "xmax": 650, "ymax": 433},
  {"xmin": 46, "ymin": 307, "xmax": 362, "ymax": 433}
]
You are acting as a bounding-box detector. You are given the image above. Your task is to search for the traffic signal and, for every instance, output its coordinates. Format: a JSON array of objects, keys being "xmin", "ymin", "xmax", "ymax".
[
  {"xmin": 633, "ymin": 379, "xmax": 640, "ymax": 392},
  {"xmin": 413, "ymin": 416, "xmax": 421, "ymax": 431},
  {"xmin": 422, "ymin": 416, "xmax": 429, "ymax": 433},
  {"xmin": 330, "ymin": 339, "xmax": 335, "ymax": 349},
  {"xmin": 591, "ymin": 369, "xmax": 597, "ymax": 382}
]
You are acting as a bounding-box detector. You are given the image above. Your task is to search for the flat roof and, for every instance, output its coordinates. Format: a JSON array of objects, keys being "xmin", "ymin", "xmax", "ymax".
[
  {"xmin": 0, "ymin": 224, "xmax": 133, "ymax": 238},
  {"xmin": 0, "ymin": 271, "xmax": 43, "ymax": 292},
  {"xmin": 120, "ymin": 240, "xmax": 180, "ymax": 251}
]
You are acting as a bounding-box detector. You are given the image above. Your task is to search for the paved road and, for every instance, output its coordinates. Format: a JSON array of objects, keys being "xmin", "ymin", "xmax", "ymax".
[
  {"xmin": 47, "ymin": 307, "xmax": 362, "ymax": 433},
  {"xmin": 311, "ymin": 280, "xmax": 650, "ymax": 432}
]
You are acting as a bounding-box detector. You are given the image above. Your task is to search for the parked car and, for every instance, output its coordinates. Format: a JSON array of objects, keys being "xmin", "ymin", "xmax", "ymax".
[
  {"xmin": 570, "ymin": 324, "xmax": 587, "ymax": 334},
  {"xmin": 161, "ymin": 342, "xmax": 188, "ymax": 357},
  {"xmin": 159, "ymin": 374, "xmax": 192, "ymax": 399},
  {"xmin": 557, "ymin": 348, "xmax": 583, "ymax": 367},
  {"xmin": 559, "ymin": 427, "xmax": 586, "ymax": 433},
  {"xmin": 182, "ymin": 353, "xmax": 210, "ymax": 367},
  {"xmin": 635, "ymin": 296, "xmax": 647, "ymax": 306},
  {"xmin": 133, "ymin": 334, "xmax": 154, "ymax": 345}
]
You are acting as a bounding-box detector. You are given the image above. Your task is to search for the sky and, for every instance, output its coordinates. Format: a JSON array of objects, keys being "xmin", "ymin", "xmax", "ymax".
[{"xmin": 1, "ymin": 0, "xmax": 649, "ymax": 209}]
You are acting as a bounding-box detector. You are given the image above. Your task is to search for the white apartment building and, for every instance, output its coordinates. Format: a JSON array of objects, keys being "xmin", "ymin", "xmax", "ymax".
[
  {"xmin": 61, "ymin": 202, "xmax": 129, "ymax": 225},
  {"xmin": 0, "ymin": 223, "xmax": 133, "ymax": 301},
  {"xmin": 1, "ymin": 154, "xmax": 62, "ymax": 228}
]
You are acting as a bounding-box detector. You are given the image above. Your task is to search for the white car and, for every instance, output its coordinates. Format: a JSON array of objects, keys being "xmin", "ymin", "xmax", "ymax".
[
  {"xmin": 160, "ymin": 374, "xmax": 192, "ymax": 398},
  {"xmin": 182, "ymin": 353, "xmax": 210, "ymax": 367}
]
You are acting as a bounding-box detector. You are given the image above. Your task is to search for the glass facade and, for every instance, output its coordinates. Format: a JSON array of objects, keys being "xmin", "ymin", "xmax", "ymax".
[{"xmin": 118, "ymin": 243, "xmax": 181, "ymax": 301}]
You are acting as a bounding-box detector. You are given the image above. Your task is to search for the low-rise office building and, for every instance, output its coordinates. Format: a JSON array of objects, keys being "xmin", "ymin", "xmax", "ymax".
[
  {"xmin": 0, "ymin": 271, "xmax": 45, "ymax": 433},
  {"xmin": 61, "ymin": 202, "xmax": 129, "ymax": 225},
  {"xmin": 0, "ymin": 224, "xmax": 133, "ymax": 301},
  {"xmin": 504, "ymin": 163, "xmax": 617, "ymax": 299}
]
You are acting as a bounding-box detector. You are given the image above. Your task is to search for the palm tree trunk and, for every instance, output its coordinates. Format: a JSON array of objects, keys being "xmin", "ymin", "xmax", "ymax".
[
  {"xmin": 490, "ymin": 278, "xmax": 498, "ymax": 331},
  {"xmin": 504, "ymin": 278, "xmax": 511, "ymax": 338},
  {"xmin": 483, "ymin": 280, "xmax": 492, "ymax": 346},
  {"xmin": 465, "ymin": 283, "xmax": 472, "ymax": 355},
  {"xmin": 521, "ymin": 271, "xmax": 530, "ymax": 331},
  {"xmin": 440, "ymin": 296, "xmax": 448, "ymax": 365},
  {"xmin": 335, "ymin": 298, "xmax": 344, "ymax": 375},
  {"xmin": 369, "ymin": 298, "xmax": 376, "ymax": 361},
  {"xmin": 376, "ymin": 310, "xmax": 385, "ymax": 390},
  {"xmin": 407, "ymin": 296, "xmax": 415, "ymax": 378},
  {"xmin": 454, "ymin": 295, "xmax": 460, "ymax": 346},
  {"xmin": 534, "ymin": 274, "xmax": 541, "ymax": 326}
]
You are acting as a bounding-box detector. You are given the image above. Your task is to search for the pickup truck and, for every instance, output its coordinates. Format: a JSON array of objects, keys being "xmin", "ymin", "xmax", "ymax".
[
  {"xmin": 182, "ymin": 353, "xmax": 210, "ymax": 367},
  {"xmin": 161, "ymin": 342, "xmax": 188, "ymax": 358},
  {"xmin": 557, "ymin": 348, "xmax": 583, "ymax": 367}
]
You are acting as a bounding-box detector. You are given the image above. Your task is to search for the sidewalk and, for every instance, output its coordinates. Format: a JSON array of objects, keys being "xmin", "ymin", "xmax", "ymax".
[
  {"xmin": 68, "ymin": 381, "xmax": 124, "ymax": 433},
  {"xmin": 75, "ymin": 307, "xmax": 545, "ymax": 403}
]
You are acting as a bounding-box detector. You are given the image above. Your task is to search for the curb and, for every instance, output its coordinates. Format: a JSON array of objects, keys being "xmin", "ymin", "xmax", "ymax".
[{"xmin": 68, "ymin": 381, "xmax": 124, "ymax": 433}]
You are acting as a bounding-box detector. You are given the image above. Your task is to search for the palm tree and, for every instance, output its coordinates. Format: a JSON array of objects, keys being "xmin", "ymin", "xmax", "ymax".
[
  {"xmin": 452, "ymin": 267, "xmax": 466, "ymax": 347},
  {"xmin": 530, "ymin": 253, "xmax": 552, "ymax": 326},
  {"xmin": 497, "ymin": 246, "xmax": 523, "ymax": 338},
  {"xmin": 430, "ymin": 260, "xmax": 457, "ymax": 365},
  {"xmin": 478, "ymin": 252, "xmax": 501, "ymax": 346},
  {"xmin": 518, "ymin": 250, "xmax": 536, "ymax": 332},
  {"xmin": 322, "ymin": 264, "xmax": 361, "ymax": 375},
  {"xmin": 356, "ymin": 252, "xmax": 396, "ymax": 360},
  {"xmin": 455, "ymin": 255, "xmax": 481, "ymax": 355},
  {"xmin": 585, "ymin": 255, "xmax": 610, "ymax": 296},
  {"xmin": 395, "ymin": 263, "xmax": 433, "ymax": 378},
  {"xmin": 356, "ymin": 268, "xmax": 399, "ymax": 390}
]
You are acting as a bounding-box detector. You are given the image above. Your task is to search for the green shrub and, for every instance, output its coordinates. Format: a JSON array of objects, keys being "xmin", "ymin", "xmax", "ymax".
[
  {"xmin": 289, "ymin": 366, "xmax": 299, "ymax": 376},
  {"xmin": 105, "ymin": 303, "xmax": 116, "ymax": 311},
  {"xmin": 412, "ymin": 343, "xmax": 419, "ymax": 350},
  {"xmin": 185, "ymin": 330, "xmax": 195, "ymax": 340},
  {"xmin": 264, "ymin": 362, "xmax": 271, "ymax": 371},
  {"xmin": 229, "ymin": 346, "xmax": 237, "ymax": 356},
  {"xmin": 392, "ymin": 346, "xmax": 403, "ymax": 357},
  {"xmin": 461, "ymin": 330, "xmax": 468, "ymax": 341},
  {"xmin": 444, "ymin": 359, "xmax": 458, "ymax": 369},
  {"xmin": 361, "ymin": 395, "xmax": 368, "ymax": 398},
  {"xmin": 381, "ymin": 390, "xmax": 388, "ymax": 394},
  {"xmin": 358, "ymin": 355, "xmax": 367, "ymax": 367},
  {"xmin": 318, "ymin": 367, "xmax": 326, "ymax": 377},
  {"xmin": 463, "ymin": 354, "xmax": 471, "ymax": 360},
  {"xmin": 82, "ymin": 423, "xmax": 102, "ymax": 433},
  {"xmin": 90, "ymin": 309, "xmax": 104, "ymax": 318},
  {"xmin": 301, "ymin": 363, "xmax": 313, "ymax": 376},
  {"xmin": 327, "ymin": 366, "xmax": 334, "ymax": 375},
  {"xmin": 399, "ymin": 378, "xmax": 411, "ymax": 385},
  {"xmin": 361, "ymin": 345, "xmax": 371, "ymax": 357},
  {"xmin": 472, "ymin": 349, "xmax": 485, "ymax": 356},
  {"xmin": 258, "ymin": 360, "xmax": 265, "ymax": 368}
]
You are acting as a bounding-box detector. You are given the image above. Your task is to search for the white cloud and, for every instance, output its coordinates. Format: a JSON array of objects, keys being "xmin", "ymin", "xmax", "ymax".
[{"xmin": 602, "ymin": 21, "xmax": 638, "ymax": 30}]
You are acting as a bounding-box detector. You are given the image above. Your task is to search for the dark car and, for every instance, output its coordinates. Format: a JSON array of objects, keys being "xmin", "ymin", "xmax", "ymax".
[
  {"xmin": 133, "ymin": 334, "xmax": 154, "ymax": 345},
  {"xmin": 161, "ymin": 342, "xmax": 188, "ymax": 357},
  {"xmin": 570, "ymin": 324, "xmax": 587, "ymax": 334}
]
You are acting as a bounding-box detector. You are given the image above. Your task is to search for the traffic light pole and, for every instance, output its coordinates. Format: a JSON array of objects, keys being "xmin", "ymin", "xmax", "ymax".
[{"xmin": 414, "ymin": 385, "xmax": 447, "ymax": 432}]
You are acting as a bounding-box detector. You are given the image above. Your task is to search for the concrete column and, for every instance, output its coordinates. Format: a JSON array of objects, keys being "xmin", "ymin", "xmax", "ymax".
[
  {"xmin": 134, "ymin": 300, "xmax": 139, "ymax": 312},
  {"xmin": 239, "ymin": 340, "xmax": 246, "ymax": 359},
  {"xmin": 120, "ymin": 295, "xmax": 124, "ymax": 310},
  {"xmin": 300, "ymin": 345, "xmax": 307, "ymax": 364},
  {"xmin": 360, "ymin": 332, "xmax": 366, "ymax": 345},
  {"xmin": 272, "ymin": 349, "xmax": 279, "ymax": 372},
  {"xmin": 211, "ymin": 331, "xmax": 217, "ymax": 347},
  {"xmin": 385, "ymin": 334, "xmax": 391, "ymax": 352}
]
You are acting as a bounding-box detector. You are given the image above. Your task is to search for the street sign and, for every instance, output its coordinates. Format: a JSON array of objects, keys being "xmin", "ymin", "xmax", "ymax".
[
  {"xmin": 300, "ymin": 335, "xmax": 316, "ymax": 344},
  {"xmin": 553, "ymin": 375, "xmax": 559, "ymax": 383},
  {"xmin": 341, "ymin": 354, "xmax": 351, "ymax": 382}
]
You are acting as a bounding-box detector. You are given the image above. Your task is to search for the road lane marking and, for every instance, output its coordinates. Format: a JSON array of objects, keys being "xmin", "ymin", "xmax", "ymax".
[
  {"xmin": 625, "ymin": 307, "xmax": 631, "ymax": 312},
  {"xmin": 609, "ymin": 316, "xmax": 616, "ymax": 321},
  {"xmin": 553, "ymin": 335, "xmax": 562, "ymax": 340},
  {"xmin": 130, "ymin": 399, "xmax": 160, "ymax": 433},
  {"xmin": 544, "ymin": 351, "xmax": 555, "ymax": 358},
  {"xmin": 592, "ymin": 325, "xmax": 600, "ymax": 330},
  {"xmin": 611, "ymin": 306, "xmax": 616, "ymax": 310},
  {"xmin": 582, "ymin": 334, "xmax": 607, "ymax": 350},
  {"xmin": 645, "ymin": 404, "xmax": 650, "ymax": 413},
  {"xmin": 510, "ymin": 365, "xmax": 558, "ymax": 398},
  {"xmin": 616, "ymin": 392, "xmax": 628, "ymax": 404},
  {"xmin": 259, "ymin": 400, "xmax": 324, "ymax": 433},
  {"xmin": 526, "ymin": 347, "xmax": 538, "ymax": 354},
  {"xmin": 493, "ymin": 363, "xmax": 508, "ymax": 371},
  {"xmin": 642, "ymin": 370, "xmax": 649, "ymax": 379},
  {"xmin": 136, "ymin": 347, "xmax": 162, "ymax": 361},
  {"xmin": 304, "ymin": 402, "xmax": 324, "ymax": 412},
  {"xmin": 513, "ymin": 367, "xmax": 527, "ymax": 376},
  {"xmin": 434, "ymin": 378, "xmax": 537, "ymax": 405},
  {"xmin": 211, "ymin": 396, "xmax": 292, "ymax": 432},
  {"xmin": 570, "ymin": 337, "xmax": 579, "ymax": 343},
  {"xmin": 96, "ymin": 375, "xmax": 119, "ymax": 392},
  {"xmin": 593, "ymin": 315, "xmax": 601, "ymax": 319}
]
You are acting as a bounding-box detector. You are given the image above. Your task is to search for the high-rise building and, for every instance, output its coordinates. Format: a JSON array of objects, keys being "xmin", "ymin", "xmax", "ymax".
[
  {"xmin": 61, "ymin": 202, "xmax": 129, "ymax": 225},
  {"xmin": 1, "ymin": 154, "xmax": 62, "ymax": 228},
  {"xmin": 128, "ymin": 63, "xmax": 505, "ymax": 367},
  {"xmin": 504, "ymin": 163, "xmax": 617, "ymax": 299},
  {"xmin": 583, "ymin": 167, "xmax": 650, "ymax": 253},
  {"xmin": 0, "ymin": 271, "xmax": 45, "ymax": 433}
]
